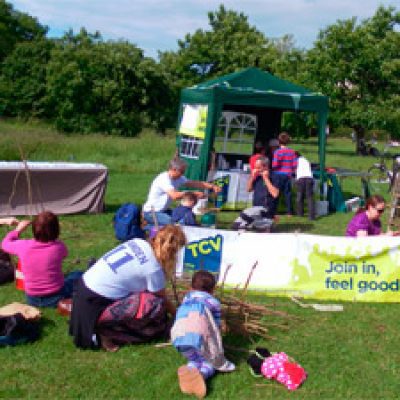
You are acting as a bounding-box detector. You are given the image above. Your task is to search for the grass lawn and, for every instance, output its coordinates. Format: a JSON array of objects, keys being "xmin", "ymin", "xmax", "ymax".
[{"xmin": 0, "ymin": 119, "xmax": 399, "ymax": 399}]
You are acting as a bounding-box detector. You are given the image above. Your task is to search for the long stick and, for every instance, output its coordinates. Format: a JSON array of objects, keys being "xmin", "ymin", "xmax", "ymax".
[
  {"xmin": 219, "ymin": 263, "xmax": 232, "ymax": 293},
  {"xmin": 241, "ymin": 261, "xmax": 258, "ymax": 300},
  {"xmin": 17, "ymin": 143, "xmax": 34, "ymax": 216},
  {"xmin": 170, "ymin": 276, "xmax": 180, "ymax": 306},
  {"xmin": 151, "ymin": 206, "xmax": 159, "ymax": 230}
]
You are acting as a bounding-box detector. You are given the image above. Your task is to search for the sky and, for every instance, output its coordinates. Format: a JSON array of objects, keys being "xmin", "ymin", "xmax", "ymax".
[{"xmin": 9, "ymin": 0, "xmax": 398, "ymax": 59}]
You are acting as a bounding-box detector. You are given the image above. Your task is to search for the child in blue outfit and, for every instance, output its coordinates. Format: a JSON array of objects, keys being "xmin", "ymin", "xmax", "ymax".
[
  {"xmin": 171, "ymin": 191, "xmax": 198, "ymax": 226},
  {"xmin": 171, "ymin": 270, "xmax": 235, "ymax": 398}
]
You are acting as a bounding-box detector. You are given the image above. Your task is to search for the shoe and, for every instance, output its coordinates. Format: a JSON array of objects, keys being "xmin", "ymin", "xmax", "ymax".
[
  {"xmin": 255, "ymin": 347, "xmax": 271, "ymax": 358},
  {"xmin": 100, "ymin": 335, "xmax": 120, "ymax": 352},
  {"xmin": 247, "ymin": 354, "xmax": 263, "ymax": 376},
  {"xmin": 217, "ymin": 360, "xmax": 236, "ymax": 372},
  {"xmin": 247, "ymin": 347, "xmax": 271, "ymax": 376},
  {"xmin": 57, "ymin": 298, "xmax": 72, "ymax": 317},
  {"xmin": 178, "ymin": 366, "xmax": 206, "ymax": 399}
]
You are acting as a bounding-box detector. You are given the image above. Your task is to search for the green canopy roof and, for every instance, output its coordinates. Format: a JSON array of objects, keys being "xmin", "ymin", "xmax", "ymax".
[
  {"xmin": 196, "ymin": 67, "xmax": 313, "ymax": 93},
  {"xmin": 184, "ymin": 67, "xmax": 328, "ymax": 113}
]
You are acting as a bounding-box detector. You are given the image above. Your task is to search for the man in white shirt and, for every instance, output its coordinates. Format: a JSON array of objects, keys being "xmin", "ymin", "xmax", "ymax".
[
  {"xmin": 143, "ymin": 158, "xmax": 220, "ymax": 226},
  {"xmin": 295, "ymin": 152, "xmax": 315, "ymax": 220}
]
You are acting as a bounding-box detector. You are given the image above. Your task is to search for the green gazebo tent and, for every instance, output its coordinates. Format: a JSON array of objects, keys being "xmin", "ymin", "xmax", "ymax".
[{"xmin": 176, "ymin": 67, "xmax": 329, "ymax": 182}]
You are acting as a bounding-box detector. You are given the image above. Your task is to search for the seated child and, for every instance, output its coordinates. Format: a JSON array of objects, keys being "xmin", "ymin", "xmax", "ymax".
[
  {"xmin": 171, "ymin": 191, "xmax": 198, "ymax": 226},
  {"xmin": 1, "ymin": 211, "xmax": 80, "ymax": 307},
  {"xmin": 171, "ymin": 270, "xmax": 235, "ymax": 399}
]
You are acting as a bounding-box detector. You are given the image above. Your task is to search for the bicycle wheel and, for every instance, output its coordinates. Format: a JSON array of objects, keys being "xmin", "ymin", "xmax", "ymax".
[{"xmin": 367, "ymin": 166, "xmax": 391, "ymax": 194}]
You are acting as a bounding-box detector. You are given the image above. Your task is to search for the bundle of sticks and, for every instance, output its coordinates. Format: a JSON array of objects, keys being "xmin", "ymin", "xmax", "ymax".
[
  {"xmin": 218, "ymin": 292, "xmax": 295, "ymax": 340},
  {"xmin": 168, "ymin": 262, "xmax": 297, "ymax": 341}
]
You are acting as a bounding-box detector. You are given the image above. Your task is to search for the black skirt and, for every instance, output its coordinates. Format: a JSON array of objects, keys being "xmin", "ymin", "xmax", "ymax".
[{"xmin": 69, "ymin": 278, "xmax": 114, "ymax": 349}]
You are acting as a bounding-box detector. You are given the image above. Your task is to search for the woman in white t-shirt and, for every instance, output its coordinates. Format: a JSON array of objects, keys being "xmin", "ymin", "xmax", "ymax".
[{"xmin": 69, "ymin": 225, "xmax": 186, "ymax": 350}]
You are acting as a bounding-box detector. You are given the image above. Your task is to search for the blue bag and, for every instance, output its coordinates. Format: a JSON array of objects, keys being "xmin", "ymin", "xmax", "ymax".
[{"xmin": 113, "ymin": 203, "xmax": 145, "ymax": 242}]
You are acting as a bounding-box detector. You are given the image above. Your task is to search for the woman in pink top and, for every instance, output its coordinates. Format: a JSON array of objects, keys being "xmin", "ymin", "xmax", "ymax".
[{"xmin": 1, "ymin": 211, "xmax": 75, "ymax": 307}]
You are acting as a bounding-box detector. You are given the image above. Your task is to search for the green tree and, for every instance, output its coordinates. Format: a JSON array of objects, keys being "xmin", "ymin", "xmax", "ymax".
[
  {"xmin": 160, "ymin": 5, "xmax": 280, "ymax": 88},
  {"xmin": 0, "ymin": 0, "xmax": 47, "ymax": 62},
  {"xmin": 138, "ymin": 58, "xmax": 175, "ymax": 134},
  {"xmin": 46, "ymin": 29, "xmax": 172, "ymax": 136},
  {"xmin": 269, "ymin": 34, "xmax": 306, "ymax": 84},
  {"xmin": 0, "ymin": 39, "xmax": 54, "ymax": 117},
  {"xmin": 303, "ymin": 6, "xmax": 400, "ymax": 136},
  {"xmin": 159, "ymin": 6, "xmax": 307, "ymax": 129}
]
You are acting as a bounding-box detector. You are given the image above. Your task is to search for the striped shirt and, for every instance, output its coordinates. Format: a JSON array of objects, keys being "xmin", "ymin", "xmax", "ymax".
[
  {"xmin": 272, "ymin": 147, "xmax": 297, "ymax": 176},
  {"xmin": 181, "ymin": 290, "xmax": 221, "ymax": 328}
]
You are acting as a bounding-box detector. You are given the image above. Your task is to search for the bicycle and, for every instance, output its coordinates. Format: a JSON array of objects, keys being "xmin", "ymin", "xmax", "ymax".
[{"xmin": 367, "ymin": 144, "xmax": 400, "ymax": 193}]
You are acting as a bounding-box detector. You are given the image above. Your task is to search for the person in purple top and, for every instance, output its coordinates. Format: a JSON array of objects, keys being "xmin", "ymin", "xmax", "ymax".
[{"xmin": 346, "ymin": 195, "xmax": 398, "ymax": 237}]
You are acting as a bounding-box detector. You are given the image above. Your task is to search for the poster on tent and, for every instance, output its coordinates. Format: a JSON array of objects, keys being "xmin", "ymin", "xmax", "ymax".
[
  {"xmin": 208, "ymin": 174, "xmax": 230, "ymax": 208},
  {"xmin": 179, "ymin": 104, "xmax": 208, "ymax": 139},
  {"xmin": 176, "ymin": 227, "xmax": 400, "ymax": 303},
  {"xmin": 209, "ymin": 171, "xmax": 252, "ymax": 209}
]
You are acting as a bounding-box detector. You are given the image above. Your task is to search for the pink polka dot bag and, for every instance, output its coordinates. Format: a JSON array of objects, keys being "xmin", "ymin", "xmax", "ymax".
[{"xmin": 260, "ymin": 352, "xmax": 307, "ymax": 391}]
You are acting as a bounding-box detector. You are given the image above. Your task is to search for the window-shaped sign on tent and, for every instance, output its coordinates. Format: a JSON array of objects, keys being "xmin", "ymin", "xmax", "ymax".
[{"xmin": 179, "ymin": 104, "xmax": 208, "ymax": 159}]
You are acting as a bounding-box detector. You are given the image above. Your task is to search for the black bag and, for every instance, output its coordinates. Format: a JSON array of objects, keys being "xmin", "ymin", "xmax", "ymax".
[
  {"xmin": 0, "ymin": 313, "xmax": 40, "ymax": 346},
  {"xmin": 0, "ymin": 250, "xmax": 14, "ymax": 285}
]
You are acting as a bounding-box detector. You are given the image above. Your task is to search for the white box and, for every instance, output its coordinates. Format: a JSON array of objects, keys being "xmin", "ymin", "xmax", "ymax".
[
  {"xmin": 316, "ymin": 200, "xmax": 329, "ymax": 217},
  {"xmin": 345, "ymin": 197, "xmax": 361, "ymax": 212}
]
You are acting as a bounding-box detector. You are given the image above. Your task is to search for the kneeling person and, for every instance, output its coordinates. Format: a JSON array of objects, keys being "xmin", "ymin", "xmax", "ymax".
[
  {"xmin": 69, "ymin": 225, "xmax": 186, "ymax": 351},
  {"xmin": 143, "ymin": 158, "xmax": 220, "ymax": 227},
  {"xmin": 171, "ymin": 271, "xmax": 235, "ymax": 399}
]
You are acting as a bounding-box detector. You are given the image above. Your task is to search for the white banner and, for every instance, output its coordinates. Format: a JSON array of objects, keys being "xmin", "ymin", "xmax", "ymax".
[{"xmin": 177, "ymin": 227, "xmax": 400, "ymax": 303}]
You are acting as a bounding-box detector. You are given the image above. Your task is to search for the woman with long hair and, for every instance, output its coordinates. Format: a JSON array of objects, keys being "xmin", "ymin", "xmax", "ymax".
[{"xmin": 69, "ymin": 225, "xmax": 186, "ymax": 351}]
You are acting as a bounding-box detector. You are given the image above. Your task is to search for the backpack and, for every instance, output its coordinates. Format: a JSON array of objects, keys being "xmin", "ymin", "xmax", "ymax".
[
  {"xmin": 113, "ymin": 203, "xmax": 145, "ymax": 242},
  {"xmin": 0, "ymin": 313, "xmax": 40, "ymax": 346},
  {"xmin": 0, "ymin": 250, "xmax": 14, "ymax": 285}
]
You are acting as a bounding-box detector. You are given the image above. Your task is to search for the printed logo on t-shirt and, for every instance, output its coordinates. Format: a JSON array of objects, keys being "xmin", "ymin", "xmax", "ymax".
[{"xmin": 103, "ymin": 241, "xmax": 148, "ymax": 273}]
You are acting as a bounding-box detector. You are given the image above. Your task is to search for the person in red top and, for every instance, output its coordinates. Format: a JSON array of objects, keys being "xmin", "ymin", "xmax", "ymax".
[
  {"xmin": 249, "ymin": 141, "xmax": 266, "ymax": 172},
  {"xmin": 272, "ymin": 132, "xmax": 298, "ymax": 216}
]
